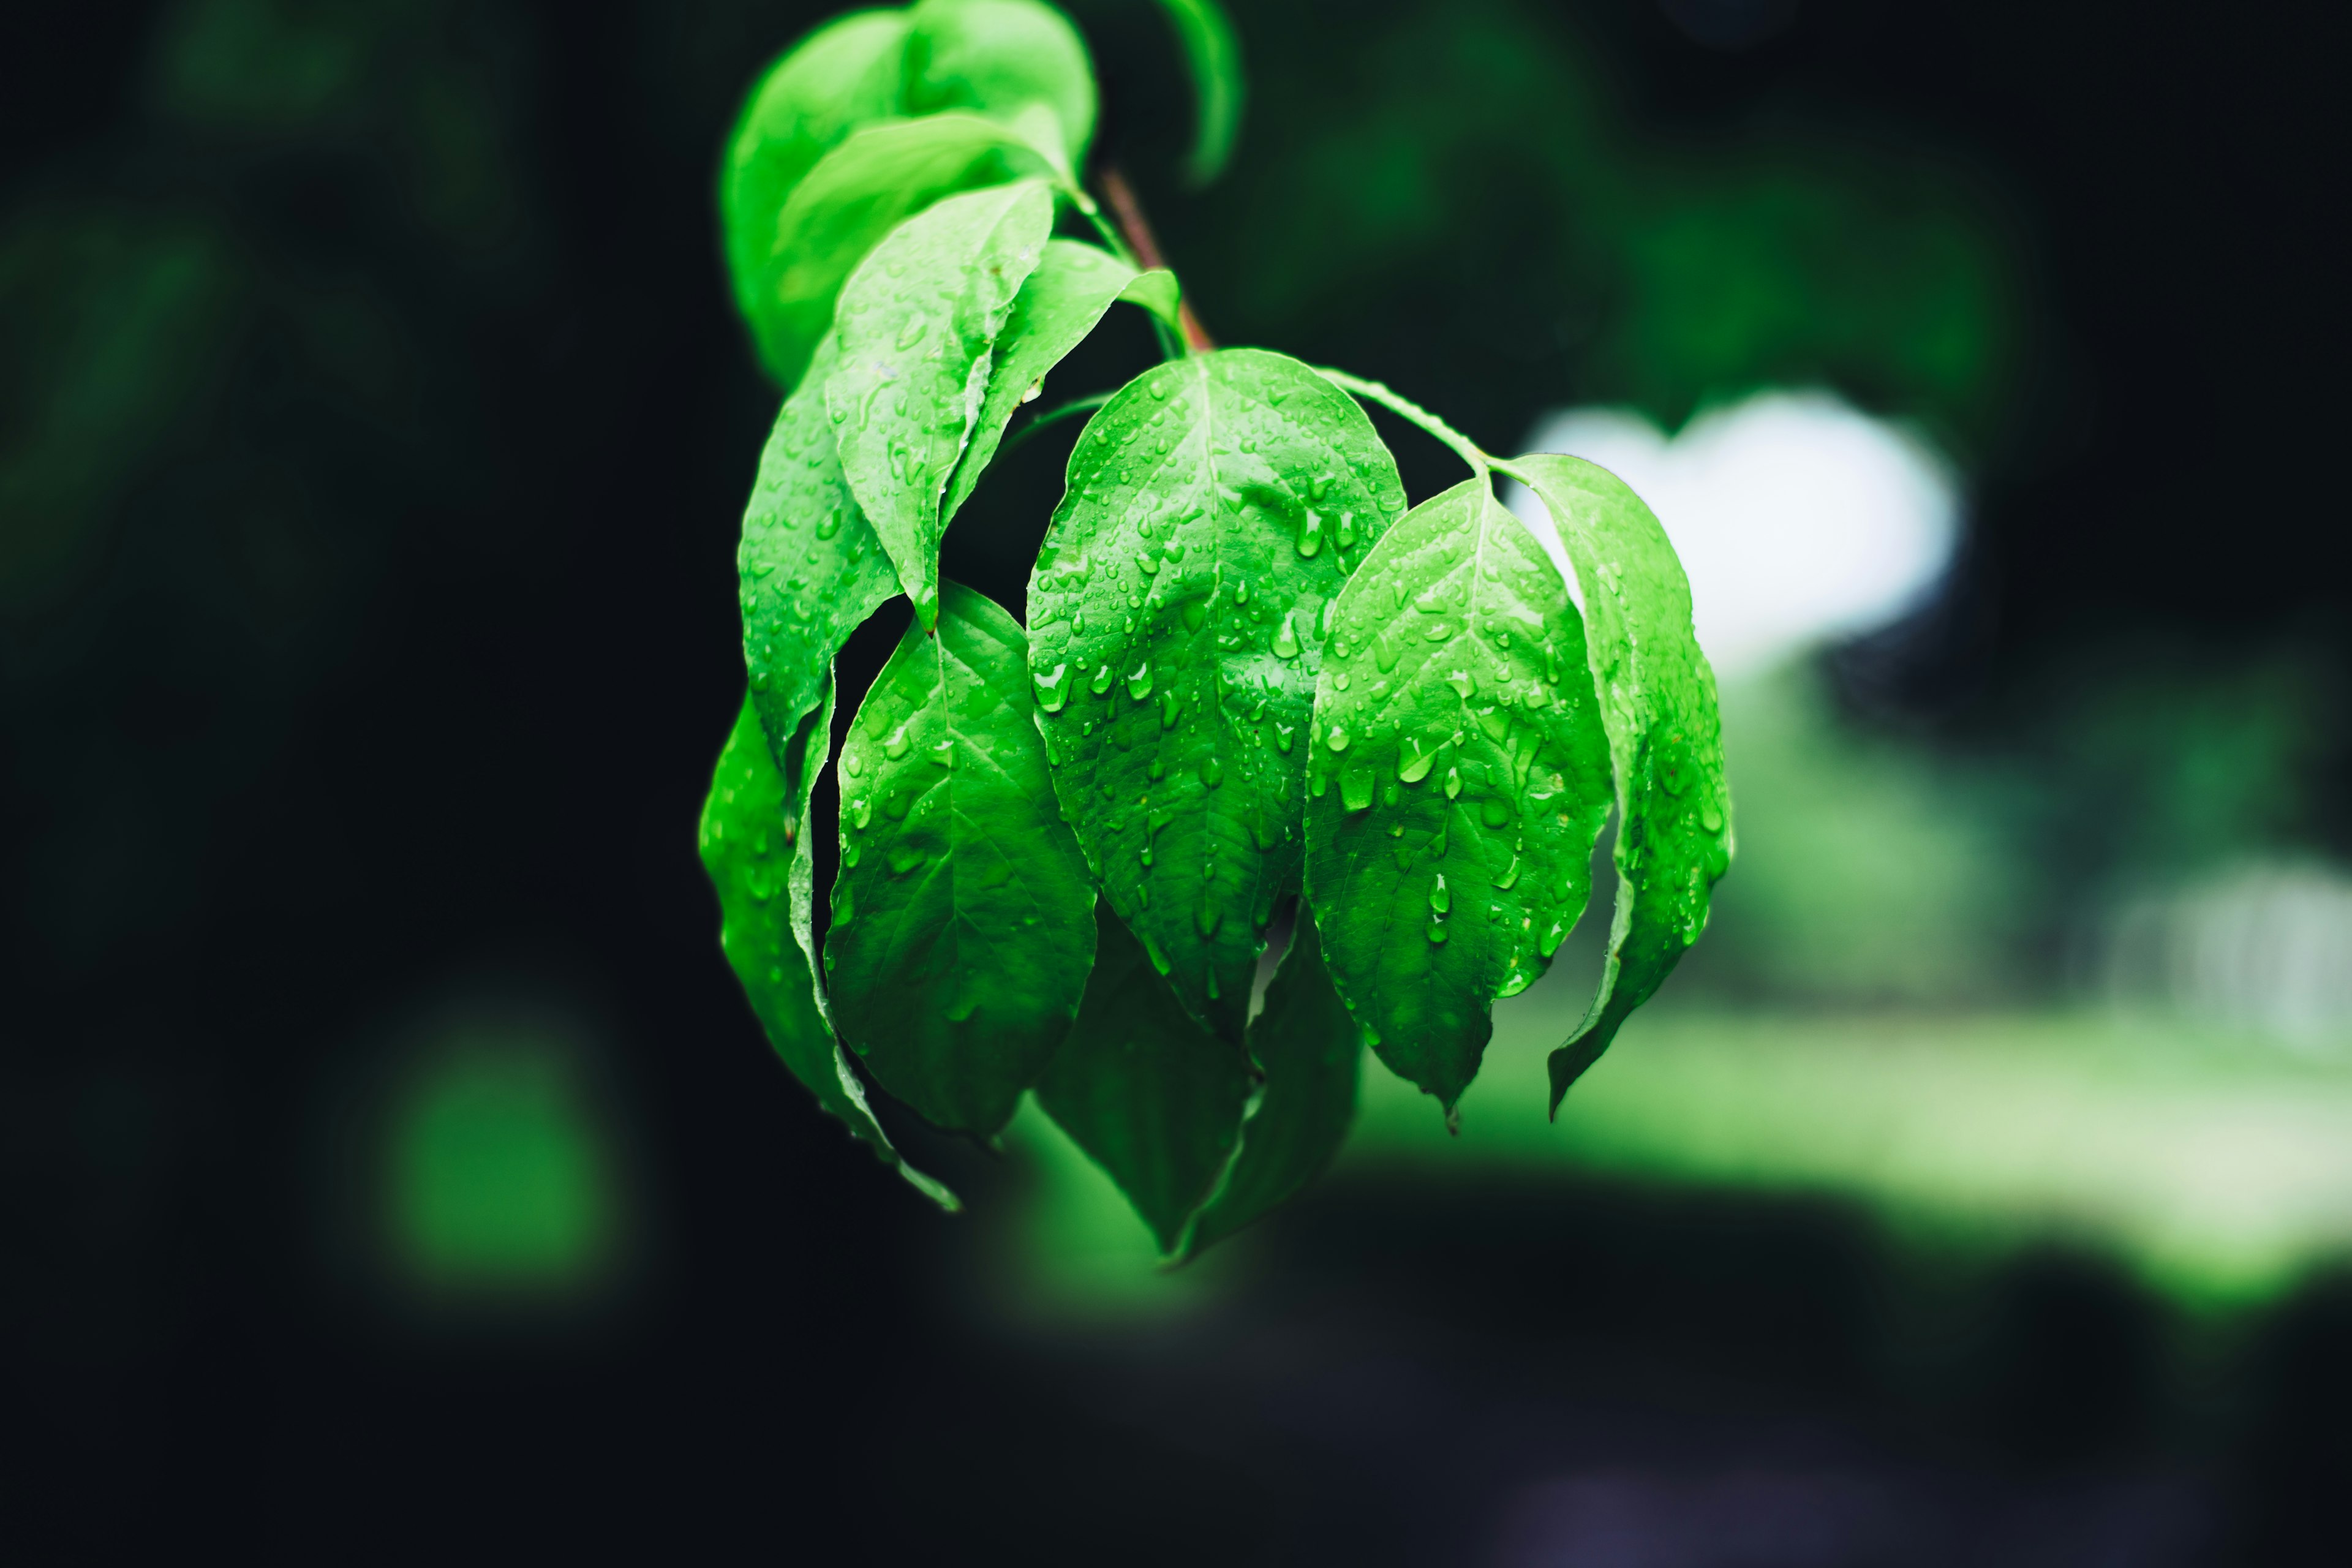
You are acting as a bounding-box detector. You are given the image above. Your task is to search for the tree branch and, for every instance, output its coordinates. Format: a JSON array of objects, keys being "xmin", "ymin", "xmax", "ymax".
[{"xmin": 1097, "ymin": 165, "xmax": 1215, "ymax": 353}]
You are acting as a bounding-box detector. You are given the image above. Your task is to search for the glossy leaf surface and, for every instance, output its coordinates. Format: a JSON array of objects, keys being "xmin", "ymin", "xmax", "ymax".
[
  {"xmin": 1305, "ymin": 480, "xmax": 1613, "ymax": 1108},
  {"xmin": 1513, "ymin": 453, "xmax": 1732, "ymax": 1110},
  {"xmin": 827, "ymin": 583, "xmax": 1096, "ymax": 1136},
  {"xmin": 829, "ymin": 179, "xmax": 1052, "ymax": 627},
  {"xmin": 1153, "ymin": 0, "xmax": 1243, "ymax": 186},
  {"xmin": 1028, "ymin": 349, "xmax": 1406, "ymax": 1041},
  {"xmin": 1180, "ymin": 911, "xmax": 1360, "ymax": 1258},
  {"xmin": 758, "ymin": 114, "xmax": 1051, "ymax": 389},
  {"xmin": 905, "ymin": 0, "xmax": 1096, "ymax": 177},
  {"xmin": 739, "ymin": 332, "xmax": 902, "ymax": 780},
  {"xmin": 720, "ymin": 12, "xmax": 910, "ymax": 344},
  {"xmin": 699, "ymin": 696, "xmax": 956, "ymax": 1207},
  {"xmin": 1035, "ymin": 903, "xmax": 1250, "ymax": 1254},
  {"xmin": 827, "ymin": 176, "xmax": 1049, "ymax": 625},
  {"xmin": 939, "ymin": 239, "xmax": 1172, "ymax": 530}
]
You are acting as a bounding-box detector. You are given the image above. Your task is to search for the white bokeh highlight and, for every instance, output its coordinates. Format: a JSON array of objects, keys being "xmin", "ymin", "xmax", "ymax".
[{"xmin": 1504, "ymin": 391, "xmax": 1961, "ymax": 680}]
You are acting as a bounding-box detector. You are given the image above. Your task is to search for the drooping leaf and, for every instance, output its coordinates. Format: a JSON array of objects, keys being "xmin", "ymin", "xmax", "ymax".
[
  {"xmin": 756, "ymin": 114, "xmax": 1054, "ymax": 389},
  {"xmin": 940, "ymin": 239, "xmax": 1177, "ymax": 529},
  {"xmin": 699, "ymin": 695, "xmax": 956, "ymax": 1209},
  {"xmin": 1153, "ymin": 0, "xmax": 1243, "ymax": 187},
  {"xmin": 905, "ymin": 0, "xmax": 1097, "ymax": 179},
  {"xmin": 1304, "ymin": 478, "xmax": 1615, "ymax": 1109},
  {"xmin": 827, "ymin": 582, "xmax": 1096, "ymax": 1137},
  {"xmin": 1180, "ymin": 910, "xmax": 1360, "ymax": 1259},
  {"xmin": 827, "ymin": 179, "xmax": 1053, "ymax": 628},
  {"xmin": 720, "ymin": 12, "xmax": 911, "ymax": 345},
  {"xmin": 739, "ymin": 332, "xmax": 901, "ymax": 781},
  {"xmin": 1028, "ymin": 349, "xmax": 1406, "ymax": 1042},
  {"xmin": 1512, "ymin": 453, "xmax": 1733, "ymax": 1110},
  {"xmin": 1035, "ymin": 902, "xmax": 1251, "ymax": 1254}
]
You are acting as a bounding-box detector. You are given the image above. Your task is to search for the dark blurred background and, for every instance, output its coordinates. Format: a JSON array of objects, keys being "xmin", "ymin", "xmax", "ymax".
[{"xmin": 6, "ymin": 0, "xmax": 2349, "ymax": 1560}]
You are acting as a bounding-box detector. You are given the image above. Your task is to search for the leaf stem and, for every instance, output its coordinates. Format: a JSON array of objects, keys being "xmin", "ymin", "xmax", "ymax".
[
  {"xmin": 1313, "ymin": 368, "xmax": 1491, "ymax": 481},
  {"xmin": 1000, "ymin": 390, "xmax": 1116, "ymax": 456}
]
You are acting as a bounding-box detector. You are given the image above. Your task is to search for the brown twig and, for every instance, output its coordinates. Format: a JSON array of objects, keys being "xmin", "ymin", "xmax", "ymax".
[{"xmin": 1097, "ymin": 165, "xmax": 1215, "ymax": 353}]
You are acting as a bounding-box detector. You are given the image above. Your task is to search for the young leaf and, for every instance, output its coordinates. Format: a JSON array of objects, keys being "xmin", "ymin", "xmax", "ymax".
[
  {"xmin": 1512, "ymin": 454, "xmax": 1733, "ymax": 1110},
  {"xmin": 827, "ymin": 582, "xmax": 1096, "ymax": 1137},
  {"xmin": 905, "ymin": 0, "xmax": 1097, "ymax": 179},
  {"xmin": 1028, "ymin": 349, "xmax": 1406, "ymax": 1042},
  {"xmin": 1303, "ymin": 480, "xmax": 1614, "ymax": 1109},
  {"xmin": 1035, "ymin": 903, "xmax": 1251, "ymax": 1254},
  {"xmin": 939, "ymin": 239, "xmax": 1174, "ymax": 530},
  {"xmin": 758, "ymin": 114, "xmax": 1054, "ymax": 388},
  {"xmin": 720, "ymin": 12, "xmax": 911, "ymax": 345},
  {"xmin": 739, "ymin": 332, "xmax": 901, "ymax": 781},
  {"xmin": 1179, "ymin": 911, "xmax": 1360, "ymax": 1259},
  {"xmin": 699, "ymin": 695, "xmax": 956, "ymax": 1210},
  {"xmin": 1153, "ymin": 0, "xmax": 1243, "ymax": 187},
  {"xmin": 829, "ymin": 179, "xmax": 1054, "ymax": 628},
  {"xmin": 1117, "ymin": 268, "xmax": 1183, "ymax": 330}
]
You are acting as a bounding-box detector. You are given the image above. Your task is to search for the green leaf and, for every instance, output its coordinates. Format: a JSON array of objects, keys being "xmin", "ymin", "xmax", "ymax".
[
  {"xmin": 720, "ymin": 12, "xmax": 911, "ymax": 346},
  {"xmin": 1180, "ymin": 911, "xmax": 1361, "ymax": 1259},
  {"xmin": 938, "ymin": 239, "xmax": 1162, "ymax": 530},
  {"xmin": 699, "ymin": 695, "xmax": 957, "ymax": 1210},
  {"xmin": 1028, "ymin": 349, "xmax": 1406, "ymax": 1042},
  {"xmin": 829, "ymin": 179, "xmax": 1054, "ymax": 628},
  {"xmin": 1153, "ymin": 0, "xmax": 1244, "ymax": 187},
  {"xmin": 1512, "ymin": 453, "xmax": 1733, "ymax": 1111},
  {"xmin": 1117, "ymin": 268, "xmax": 1183, "ymax": 330},
  {"xmin": 827, "ymin": 582, "xmax": 1096, "ymax": 1137},
  {"xmin": 905, "ymin": 0, "xmax": 1097, "ymax": 179},
  {"xmin": 756, "ymin": 113, "xmax": 1054, "ymax": 389},
  {"xmin": 1035, "ymin": 903, "xmax": 1251, "ymax": 1254},
  {"xmin": 1303, "ymin": 480, "xmax": 1614, "ymax": 1109},
  {"xmin": 739, "ymin": 332, "xmax": 901, "ymax": 783}
]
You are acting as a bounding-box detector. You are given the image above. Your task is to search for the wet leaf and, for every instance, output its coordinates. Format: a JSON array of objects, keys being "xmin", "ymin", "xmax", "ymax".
[
  {"xmin": 1152, "ymin": 0, "xmax": 1243, "ymax": 187},
  {"xmin": 1035, "ymin": 903, "xmax": 1251, "ymax": 1254},
  {"xmin": 1513, "ymin": 454, "xmax": 1732, "ymax": 1111},
  {"xmin": 905, "ymin": 0, "xmax": 1096, "ymax": 179},
  {"xmin": 756, "ymin": 114, "xmax": 1053, "ymax": 389},
  {"xmin": 940, "ymin": 239, "xmax": 1174, "ymax": 530},
  {"xmin": 829, "ymin": 179, "xmax": 1053, "ymax": 628},
  {"xmin": 1304, "ymin": 479, "xmax": 1613, "ymax": 1109},
  {"xmin": 1029, "ymin": 349, "xmax": 1405, "ymax": 1041},
  {"xmin": 699, "ymin": 695, "xmax": 956, "ymax": 1209},
  {"xmin": 1180, "ymin": 911, "xmax": 1360, "ymax": 1258},
  {"xmin": 827, "ymin": 582, "xmax": 1096, "ymax": 1136},
  {"xmin": 738, "ymin": 332, "xmax": 901, "ymax": 786},
  {"xmin": 720, "ymin": 12, "xmax": 911, "ymax": 353}
]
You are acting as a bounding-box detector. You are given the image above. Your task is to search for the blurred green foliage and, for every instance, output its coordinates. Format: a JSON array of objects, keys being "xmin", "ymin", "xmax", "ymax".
[
  {"xmin": 1695, "ymin": 668, "xmax": 2026, "ymax": 1005},
  {"xmin": 1188, "ymin": 0, "xmax": 2018, "ymax": 453},
  {"xmin": 387, "ymin": 1031, "xmax": 620, "ymax": 1295}
]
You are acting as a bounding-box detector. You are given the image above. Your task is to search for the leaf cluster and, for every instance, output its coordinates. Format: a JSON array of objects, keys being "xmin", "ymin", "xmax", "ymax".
[{"xmin": 698, "ymin": 0, "xmax": 1730, "ymax": 1255}]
